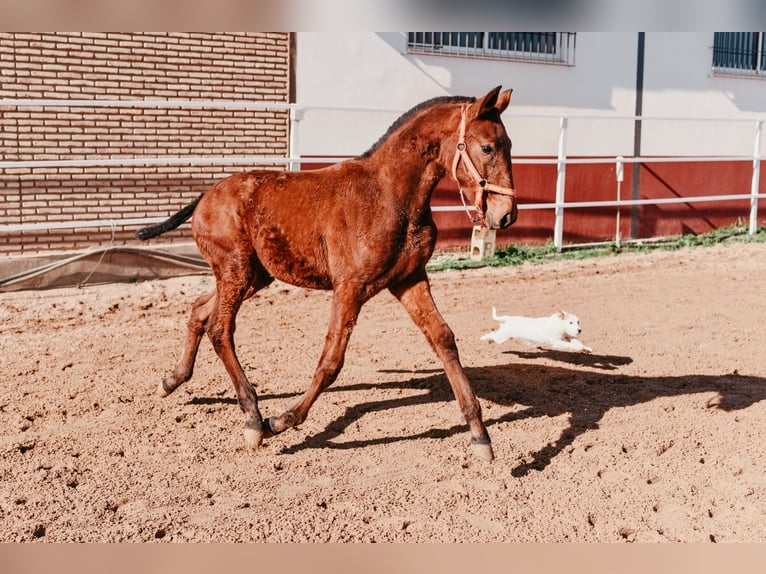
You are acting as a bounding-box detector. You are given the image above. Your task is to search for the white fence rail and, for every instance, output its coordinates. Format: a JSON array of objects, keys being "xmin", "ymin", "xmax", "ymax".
[{"xmin": 1, "ymin": 99, "xmax": 765, "ymax": 251}]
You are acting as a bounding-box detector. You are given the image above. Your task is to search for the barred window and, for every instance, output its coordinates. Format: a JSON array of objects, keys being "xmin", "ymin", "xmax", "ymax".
[
  {"xmin": 407, "ymin": 32, "xmax": 576, "ymax": 66},
  {"xmin": 712, "ymin": 32, "xmax": 766, "ymax": 76}
]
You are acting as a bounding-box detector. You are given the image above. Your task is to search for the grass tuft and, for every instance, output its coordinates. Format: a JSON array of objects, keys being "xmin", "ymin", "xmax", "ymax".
[{"xmin": 426, "ymin": 225, "xmax": 766, "ymax": 273}]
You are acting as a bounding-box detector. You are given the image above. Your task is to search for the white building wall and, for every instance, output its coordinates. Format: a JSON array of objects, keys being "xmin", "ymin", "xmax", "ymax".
[
  {"xmin": 641, "ymin": 32, "xmax": 766, "ymax": 157},
  {"xmin": 295, "ymin": 32, "xmax": 766, "ymax": 160}
]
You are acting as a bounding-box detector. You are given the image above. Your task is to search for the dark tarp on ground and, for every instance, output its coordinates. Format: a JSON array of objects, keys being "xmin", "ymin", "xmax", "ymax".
[{"xmin": 0, "ymin": 245, "xmax": 209, "ymax": 292}]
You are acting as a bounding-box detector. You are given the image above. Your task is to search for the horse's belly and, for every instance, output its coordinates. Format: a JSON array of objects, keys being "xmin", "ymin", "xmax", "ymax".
[
  {"xmin": 255, "ymin": 235, "xmax": 333, "ymax": 291},
  {"xmin": 269, "ymin": 264, "xmax": 333, "ymax": 290}
]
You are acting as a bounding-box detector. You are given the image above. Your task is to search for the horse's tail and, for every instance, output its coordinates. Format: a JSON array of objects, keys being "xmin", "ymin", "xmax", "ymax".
[{"xmin": 136, "ymin": 194, "xmax": 203, "ymax": 241}]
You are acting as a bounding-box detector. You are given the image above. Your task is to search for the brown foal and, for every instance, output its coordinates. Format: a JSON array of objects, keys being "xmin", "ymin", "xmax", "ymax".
[{"xmin": 137, "ymin": 86, "xmax": 518, "ymax": 461}]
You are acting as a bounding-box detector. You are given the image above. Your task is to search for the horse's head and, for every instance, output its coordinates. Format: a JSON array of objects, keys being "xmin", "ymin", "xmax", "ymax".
[{"xmin": 452, "ymin": 86, "xmax": 518, "ymax": 230}]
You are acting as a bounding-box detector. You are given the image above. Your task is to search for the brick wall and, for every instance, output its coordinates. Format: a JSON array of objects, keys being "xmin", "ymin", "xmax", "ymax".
[{"xmin": 0, "ymin": 32, "xmax": 291, "ymax": 256}]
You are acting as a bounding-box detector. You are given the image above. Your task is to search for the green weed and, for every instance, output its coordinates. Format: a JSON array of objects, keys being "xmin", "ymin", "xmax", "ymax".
[{"xmin": 426, "ymin": 225, "xmax": 766, "ymax": 273}]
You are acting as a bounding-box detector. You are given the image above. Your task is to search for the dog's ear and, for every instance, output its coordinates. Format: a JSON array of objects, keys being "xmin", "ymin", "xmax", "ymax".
[{"xmin": 557, "ymin": 310, "xmax": 566, "ymax": 319}]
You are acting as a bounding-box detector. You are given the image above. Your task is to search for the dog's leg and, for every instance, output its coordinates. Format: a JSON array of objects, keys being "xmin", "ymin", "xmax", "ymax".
[
  {"xmin": 551, "ymin": 339, "xmax": 592, "ymax": 353},
  {"xmin": 480, "ymin": 331, "xmax": 504, "ymax": 344}
]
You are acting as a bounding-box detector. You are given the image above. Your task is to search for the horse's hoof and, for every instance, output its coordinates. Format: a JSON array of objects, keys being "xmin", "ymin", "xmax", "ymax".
[
  {"xmin": 471, "ymin": 441, "xmax": 495, "ymax": 462},
  {"xmin": 157, "ymin": 378, "xmax": 172, "ymax": 398},
  {"xmin": 243, "ymin": 428, "xmax": 264, "ymax": 450},
  {"xmin": 261, "ymin": 417, "xmax": 277, "ymax": 439},
  {"xmin": 266, "ymin": 413, "xmax": 294, "ymax": 435}
]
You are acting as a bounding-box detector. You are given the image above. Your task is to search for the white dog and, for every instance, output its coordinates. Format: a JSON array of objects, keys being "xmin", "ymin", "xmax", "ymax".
[{"xmin": 481, "ymin": 307, "xmax": 592, "ymax": 352}]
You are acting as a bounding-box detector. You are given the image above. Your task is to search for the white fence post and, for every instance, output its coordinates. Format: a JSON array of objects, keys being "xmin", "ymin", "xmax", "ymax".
[
  {"xmin": 615, "ymin": 156, "xmax": 624, "ymax": 248},
  {"xmin": 750, "ymin": 119, "xmax": 763, "ymax": 234},
  {"xmin": 553, "ymin": 116, "xmax": 568, "ymax": 251},
  {"xmin": 289, "ymin": 107, "xmax": 305, "ymax": 172}
]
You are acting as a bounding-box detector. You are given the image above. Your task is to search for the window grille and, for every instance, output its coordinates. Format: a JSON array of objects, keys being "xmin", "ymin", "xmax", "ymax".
[
  {"xmin": 712, "ymin": 32, "xmax": 766, "ymax": 76},
  {"xmin": 407, "ymin": 32, "xmax": 576, "ymax": 66}
]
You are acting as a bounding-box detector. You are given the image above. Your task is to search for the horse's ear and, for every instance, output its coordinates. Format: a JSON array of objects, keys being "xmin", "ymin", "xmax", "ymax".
[
  {"xmin": 474, "ymin": 86, "xmax": 513, "ymax": 117},
  {"xmin": 495, "ymin": 89, "xmax": 512, "ymax": 113}
]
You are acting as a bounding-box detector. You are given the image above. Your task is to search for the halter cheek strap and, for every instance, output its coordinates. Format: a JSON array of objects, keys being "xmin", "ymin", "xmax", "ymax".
[{"xmin": 451, "ymin": 105, "xmax": 516, "ymax": 226}]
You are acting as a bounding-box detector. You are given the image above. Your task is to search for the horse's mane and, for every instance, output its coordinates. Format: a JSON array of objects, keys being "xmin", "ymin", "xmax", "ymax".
[{"xmin": 356, "ymin": 95, "xmax": 475, "ymax": 159}]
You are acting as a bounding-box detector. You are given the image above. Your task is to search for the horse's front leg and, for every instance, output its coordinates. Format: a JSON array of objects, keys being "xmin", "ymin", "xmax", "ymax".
[
  {"xmin": 265, "ymin": 286, "xmax": 363, "ymax": 437},
  {"xmin": 390, "ymin": 270, "xmax": 494, "ymax": 461}
]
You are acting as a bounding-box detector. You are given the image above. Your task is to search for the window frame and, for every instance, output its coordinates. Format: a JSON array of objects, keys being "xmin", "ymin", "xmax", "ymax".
[
  {"xmin": 406, "ymin": 32, "xmax": 576, "ymax": 66},
  {"xmin": 711, "ymin": 32, "xmax": 766, "ymax": 78}
]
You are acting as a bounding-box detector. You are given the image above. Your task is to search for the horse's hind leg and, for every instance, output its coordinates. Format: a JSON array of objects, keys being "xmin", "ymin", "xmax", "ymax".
[
  {"xmin": 159, "ymin": 289, "xmax": 216, "ymax": 397},
  {"xmin": 206, "ymin": 261, "xmax": 273, "ymax": 449},
  {"xmin": 390, "ymin": 270, "xmax": 494, "ymax": 462}
]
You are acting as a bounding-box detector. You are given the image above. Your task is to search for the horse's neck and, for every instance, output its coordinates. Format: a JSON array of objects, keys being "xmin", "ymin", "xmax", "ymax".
[{"xmin": 364, "ymin": 106, "xmax": 459, "ymax": 208}]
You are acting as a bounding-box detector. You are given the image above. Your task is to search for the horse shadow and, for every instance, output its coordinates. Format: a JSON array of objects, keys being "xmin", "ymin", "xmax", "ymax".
[{"xmin": 188, "ymin": 354, "xmax": 766, "ymax": 476}]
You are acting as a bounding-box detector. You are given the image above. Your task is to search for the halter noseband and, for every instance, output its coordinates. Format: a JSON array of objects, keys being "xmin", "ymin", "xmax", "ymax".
[{"xmin": 451, "ymin": 105, "xmax": 516, "ymax": 227}]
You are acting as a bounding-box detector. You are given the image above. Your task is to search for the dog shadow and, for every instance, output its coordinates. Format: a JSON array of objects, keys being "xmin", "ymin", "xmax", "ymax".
[
  {"xmin": 249, "ymin": 363, "xmax": 766, "ymax": 477},
  {"xmin": 503, "ymin": 349, "xmax": 633, "ymax": 371}
]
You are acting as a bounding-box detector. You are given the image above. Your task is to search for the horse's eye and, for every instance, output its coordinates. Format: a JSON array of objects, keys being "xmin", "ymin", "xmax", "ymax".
[{"xmin": 481, "ymin": 145, "xmax": 493, "ymax": 154}]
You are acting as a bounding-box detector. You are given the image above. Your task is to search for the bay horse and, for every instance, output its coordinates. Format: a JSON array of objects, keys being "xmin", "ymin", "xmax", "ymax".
[{"xmin": 137, "ymin": 86, "xmax": 518, "ymax": 461}]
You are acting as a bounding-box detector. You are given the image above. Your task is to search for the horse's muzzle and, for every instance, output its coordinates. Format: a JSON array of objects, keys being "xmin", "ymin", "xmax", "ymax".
[{"xmin": 498, "ymin": 206, "xmax": 517, "ymax": 229}]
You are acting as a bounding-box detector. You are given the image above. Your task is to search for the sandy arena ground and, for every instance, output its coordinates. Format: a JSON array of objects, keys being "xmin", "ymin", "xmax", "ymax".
[{"xmin": 1, "ymin": 242, "xmax": 765, "ymax": 542}]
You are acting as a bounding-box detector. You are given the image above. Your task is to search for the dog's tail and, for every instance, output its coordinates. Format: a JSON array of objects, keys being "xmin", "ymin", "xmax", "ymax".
[
  {"xmin": 136, "ymin": 193, "xmax": 203, "ymax": 240},
  {"xmin": 491, "ymin": 306, "xmax": 501, "ymax": 321}
]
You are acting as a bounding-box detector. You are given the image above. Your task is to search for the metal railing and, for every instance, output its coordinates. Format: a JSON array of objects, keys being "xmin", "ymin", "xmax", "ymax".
[
  {"xmin": 406, "ymin": 32, "xmax": 576, "ymax": 66},
  {"xmin": 1, "ymin": 98, "xmax": 764, "ymax": 251},
  {"xmin": 546, "ymin": 116, "xmax": 763, "ymax": 249},
  {"xmin": 712, "ymin": 32, "xmax": 766, "ymax": 76}
]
